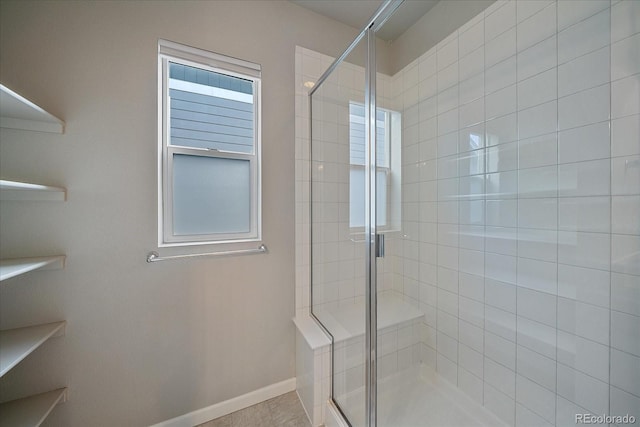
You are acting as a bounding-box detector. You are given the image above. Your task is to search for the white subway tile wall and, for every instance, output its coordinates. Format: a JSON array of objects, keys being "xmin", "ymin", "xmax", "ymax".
[
  {"xmin": 296, "ymin": 0, "xmax": 640, "ymax": 425},
  {"xmin": 388, "ymin": 0, "xmax": 639, "ymax": 424}
]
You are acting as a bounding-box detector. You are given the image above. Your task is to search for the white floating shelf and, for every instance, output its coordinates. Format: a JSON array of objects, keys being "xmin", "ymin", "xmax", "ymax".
[
  {"xmin": 0, "ymin": 180, "xmax": 66, "ymax": 202},
  {"xmin": 0, "ymin": 388, "xmax": 67, "ymax": 427},
  {"xmin": 0, "ymin": 84, "xmax": 64, "ymax": 134},
  {"xmin": 0, "ymin": 256, "xmax": 66, "ymax": 282},
  {"xmin": 0, "ymin": 322, "xmax": 66, "ymax": 377}
]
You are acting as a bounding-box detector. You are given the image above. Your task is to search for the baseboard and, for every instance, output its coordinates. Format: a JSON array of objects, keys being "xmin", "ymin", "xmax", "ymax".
[{"xmin": 150, "ymin": 377, "xmax": 296, "ymax": 427}]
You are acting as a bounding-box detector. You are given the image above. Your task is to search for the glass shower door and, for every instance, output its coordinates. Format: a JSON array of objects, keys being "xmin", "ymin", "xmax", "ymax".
[
  {"xmin": 310, "ymin": 3, "xmax": 407, "ymax": 426},
  {"xmin": 310, "ymin": 33, "xmax": 369, "ymax": 426}
]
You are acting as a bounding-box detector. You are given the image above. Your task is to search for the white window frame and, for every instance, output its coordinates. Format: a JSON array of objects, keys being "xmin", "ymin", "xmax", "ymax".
[
  {"xmin": 158, "ymin": 40, "xmax": 262, "ymax": 247},
  {"xmin": 349, "ymin": 102, "xmax": 401, "ymax": 232}
]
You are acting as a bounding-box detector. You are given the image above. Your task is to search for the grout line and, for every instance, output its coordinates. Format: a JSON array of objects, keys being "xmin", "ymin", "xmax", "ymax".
[
  {"xmin": 555, "ymin": 1, "xmax": 561, "ymax": 422},
  {"xmin": 480, "ymin": 6, "xmax": 488, "ymax": 406},
  {"xmin": 514, "ymin": 0, "xmax": 521, "ymax": 421},
  {"xmin": 609, "ymin": 0, "xmax": 614, "ymax": 415},
  {"xmin": 434, "ymin": 32, "xmax": 440, "ymax": 378}
]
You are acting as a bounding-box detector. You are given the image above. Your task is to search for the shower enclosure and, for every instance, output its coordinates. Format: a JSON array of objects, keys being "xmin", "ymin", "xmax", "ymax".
[{"xmin": 306, "ymin": 0, "xmax": 639, "ymax": 426}]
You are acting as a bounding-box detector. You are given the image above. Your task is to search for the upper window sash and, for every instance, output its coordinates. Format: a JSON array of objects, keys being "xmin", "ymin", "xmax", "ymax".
[{"xmin": 167, "ymin": 77, "xmax": 257, "ymax": 155}]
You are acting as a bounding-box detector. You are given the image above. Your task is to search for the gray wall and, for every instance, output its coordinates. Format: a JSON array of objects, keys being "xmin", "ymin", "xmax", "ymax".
[{"xmin": 0, "ymin": 1, "xmax": 385, "ymax": 425}]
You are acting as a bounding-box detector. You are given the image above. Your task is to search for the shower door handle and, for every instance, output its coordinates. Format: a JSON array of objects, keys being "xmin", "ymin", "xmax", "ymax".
[{"xmin": 376, "ymin": 233, "xmax": 385, "ymax": 258}]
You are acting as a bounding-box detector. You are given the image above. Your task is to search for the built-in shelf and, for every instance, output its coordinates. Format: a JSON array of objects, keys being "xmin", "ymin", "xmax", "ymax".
[
  {"xmin": 0, "ymin": 180, "xmax": 67, "ymax": 202},
  {"xmin": 0, "ymin": 388, "xmax": 67, "ymax": 427},
  {"xmin": 0, "ymin": 322, "xmax": 66, "ymax": 377},
  {"xmin": 0, "ymin": 84, "xmax": 64, "ymax": 134},
  {"xmin": 0, "ymin": 256, "xmax": 66, "ymax": 282},
  {"xmin": 0, "ymin": 83, "xmax": 69, "ymax": 422}
]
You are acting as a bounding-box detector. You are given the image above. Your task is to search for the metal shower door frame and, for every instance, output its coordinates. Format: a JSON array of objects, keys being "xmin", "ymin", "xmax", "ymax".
[{"xmin": 309, "ymin": 1, "xmax": 404, "ymax": 426}]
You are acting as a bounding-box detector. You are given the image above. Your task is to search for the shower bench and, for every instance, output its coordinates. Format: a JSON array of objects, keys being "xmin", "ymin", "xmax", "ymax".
[{"xmin": 294, "ymin": 291, "xmax": 424, "ymax": 426}]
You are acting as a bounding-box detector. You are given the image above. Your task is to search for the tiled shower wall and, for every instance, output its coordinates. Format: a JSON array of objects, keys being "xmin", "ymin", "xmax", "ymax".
[
  {"xmin": 295, "ymin": 46, "xmax": 395, "ymax": 318},
  {"xmin": 389, "ymin": 0, "xmax": 639, "ymax": 425}
]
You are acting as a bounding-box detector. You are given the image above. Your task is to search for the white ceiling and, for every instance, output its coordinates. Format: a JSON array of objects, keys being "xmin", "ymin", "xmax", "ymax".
[{"xmin": 290, "ymin": 0, "xmax": 440, "ymax": 42}]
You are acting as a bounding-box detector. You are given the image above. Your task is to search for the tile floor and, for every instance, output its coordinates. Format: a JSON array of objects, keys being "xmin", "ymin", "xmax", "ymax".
[{"xmin": 197, "ymin": 391, "xmax": 312, "ymax": 427}]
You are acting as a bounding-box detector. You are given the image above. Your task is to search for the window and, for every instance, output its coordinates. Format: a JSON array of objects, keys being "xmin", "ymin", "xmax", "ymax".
[
  {"xmin": 158, "ymin": 40, "xmax": 261, "ymax": 246},
  {"xmin": 349, "ymin": 102, "xmax": 401, "ymax": 230}
]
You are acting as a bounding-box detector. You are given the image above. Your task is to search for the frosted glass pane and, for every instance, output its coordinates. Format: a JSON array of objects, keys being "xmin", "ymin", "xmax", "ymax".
[
  {"xmin": 350, "ymin": 168, "xmax": 365, "ymax": 227},
  {"xmin": 377, "ymin": 169, "xmax": 388, "ymax": 226},
  {"xmin": 349, "ymin": 103, "xmax": 388, "ymax": 166},
  {"xmin": 349, "ymin": 168, "xmax": 388, "ymax": 227},
  {"xmin": 173, "ymin": 154, "xmax": 250, "ymax": 235}
]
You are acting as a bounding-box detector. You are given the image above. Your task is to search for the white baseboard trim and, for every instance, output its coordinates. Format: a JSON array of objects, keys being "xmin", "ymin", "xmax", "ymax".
[{"xmin": 150, "ymin": 377, "xmax": 297, "ymax": 427}]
